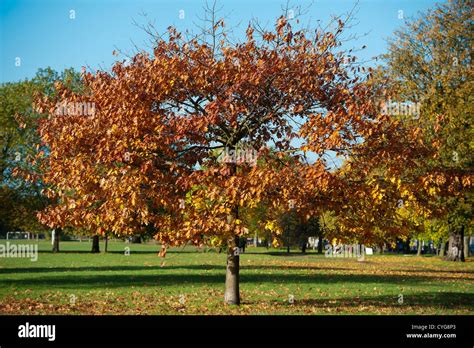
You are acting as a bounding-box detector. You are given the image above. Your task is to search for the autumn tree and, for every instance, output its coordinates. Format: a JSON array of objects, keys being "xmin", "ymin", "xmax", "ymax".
[
  {"xmin": 32, "ymin": 4, "xmax": 443, "ymax": 305},
  {"xmin": 376, "ymin": 0, "xmax": 473, "ymax": 261},
  {"xmin": 1, "ymin": 68, "xmax": 82, "ymax": 239}
]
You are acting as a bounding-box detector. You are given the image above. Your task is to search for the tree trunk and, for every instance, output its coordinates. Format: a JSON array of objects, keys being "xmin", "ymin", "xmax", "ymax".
[
  {"xmin": 224, "ymin": 235, "xmax": 240, "ymax": 305},
  {"xmin": 52, "ymin": 228, "xmax": 61, "ymax": 253},
  {"xmin": 417, "ymin": 240, "xmax": 422, "ymax": 256},
  {"xmin": 404, "ymin": 238, "xmax": 411, "ymax": 254},
  {"xmin": 438, "ymin": 239, "xmax": 446, "ymax": 257},
  {"xmin": 463, "ymin": 236, "xmax": 470, "ymax": 258},
  {"xmin": 378, "ymin": 244, "xmax": 384, "ymax": 254},
  {"xmin": 224, "ymin": 160, "xmax": 240, "ymax": 305},
  {"xmin": 317, "ymin": 234, "xmax": 323, "ymax": 254},
  {"xmin": 286, "ymin": 231, "xmax": 291, "ymax": 254},
  {"xmin": 104, "ymin": 234, "xmax": 108, "ymax": 253},
  {"xmin": 132, "ymin": 235, "xmax": 142, "ymax": 243},
  {"xmin": 439, "ymin": 239, "xmax": 446, "ymax": 257},
  {"xmin": 445, "ymin": 225, "xmax": 465, "ymax": 262},
  {"xmin": 91, "ymin": 235, "xmax": 100, "ymax": 253}
]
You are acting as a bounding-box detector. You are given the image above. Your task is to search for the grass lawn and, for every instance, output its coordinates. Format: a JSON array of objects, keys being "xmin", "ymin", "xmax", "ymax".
[{"xmin": 0, "ymin": 240, "xmax": 473, "ymax": 315}]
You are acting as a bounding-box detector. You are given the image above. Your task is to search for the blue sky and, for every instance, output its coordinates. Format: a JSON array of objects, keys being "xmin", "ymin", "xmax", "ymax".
[{"xmin": 0, "ymin": 0, "xmax": 440, "ymax": 83}]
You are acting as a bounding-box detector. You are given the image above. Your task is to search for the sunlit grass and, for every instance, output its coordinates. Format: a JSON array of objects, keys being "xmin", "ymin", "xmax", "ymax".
[{"xmin": 0, "ymin": 241, "xmax": 473, "ymax": 314}]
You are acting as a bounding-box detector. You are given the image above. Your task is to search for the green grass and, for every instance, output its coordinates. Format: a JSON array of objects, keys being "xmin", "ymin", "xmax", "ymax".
[{"xmin": 0, "ymin": 240, "xmax": 473, "ymax": 314}]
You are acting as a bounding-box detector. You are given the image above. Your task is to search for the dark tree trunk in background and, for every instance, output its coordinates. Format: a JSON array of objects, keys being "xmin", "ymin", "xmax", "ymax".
[
  {"xmin": 404, "ymin": 238, "xmax": 411, "ymax": 254},
  {"xmin": 463, "ymin": 236, "xmax": 470, "ymax": 258},
  {"xmin": 104, "ymin": 234, "xmax": 108, "ymax": 253},
  {"xmin": 301, "ymin": 243, "xmax": 307, "ymax": 253},
  {"xmin": 318, "ymin": 234, "xmax": 323, "ymax": 254},
  {"xmin": 378, "ymin": 244, "xmax": 384, "ymax": 254},
  {"xmin": 445, "ymin": 225, "xmax": 465, "ymax": 262},
  {"xmin": 132, "ymin": 235, "xmax": 142, "ymax": 243},
  {"xmin": 286, "ymin": 232, "xmax": 291, "ymax": 254},
  {"xmin": 91, "ymin": 235, "xmax": 100, "ymax": 253},
  {"xmin": 52, "ymin": 228, "xmax": 61, "ymax": 253}
]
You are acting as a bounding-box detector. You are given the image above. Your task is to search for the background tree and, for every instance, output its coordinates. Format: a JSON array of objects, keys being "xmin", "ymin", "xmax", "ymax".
[
  {"xmin": 375, "ymin": 0, "xmax": 473, "ymax": 261},
  {"xmin": 1, "ymin": 68, "xmax": 81, "ymax": 242}
]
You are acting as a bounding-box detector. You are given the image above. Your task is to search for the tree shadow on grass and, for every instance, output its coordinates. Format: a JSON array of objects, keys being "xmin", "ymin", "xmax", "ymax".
[
  {"xmin": 244, "ymin": 251, "xmax": 321, "ymax": 256},
  {"xmin": 37, "ymin": 250, "xmax": 196, "ymax": 255},
  {"xmin": 0, "ymin": 263, "xmax": 360, "ymax": 274},
  {"xmin": 0, "ymin": 270, "xmax": 465, "ymax": 289},
  {"xmin": 264, "ymin": 291, "xmax": 474, "ymax": 311},
  {"xmin": 1, "ymin": 262, "xmax": 472, "ymax": 277},
  {"xmin": 0, "ymin": 265, "xmax": 223, "ymax": 274},
  {"xmin": 36, "ymin": 249, "xmax": 336, "ymax": 255}
]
